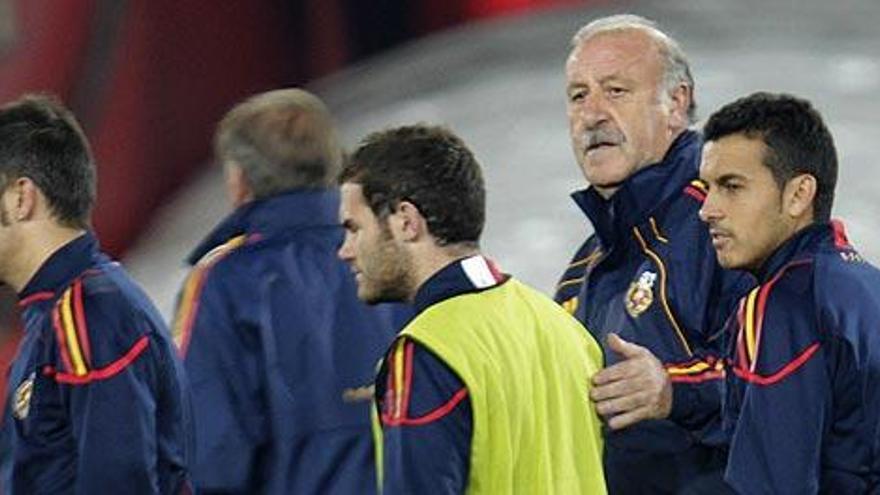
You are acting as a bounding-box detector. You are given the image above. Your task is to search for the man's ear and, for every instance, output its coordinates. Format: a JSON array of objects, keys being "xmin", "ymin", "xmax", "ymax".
[
  {"xmin": 388, "ymin": 200, "xmax": 428, "ymax": 243},
  {"xmin": 783, "ymin": 173, "xmax": 817, "ymax": 220},
  {"xmin": 224, "ymin": 162, "xmax": 253, "ymax": 208},
  {"xmin": 667, "ymin": 83, "xmax": 692, "ymax": 131},
  {"xmin": 7, "ymin": 177, "xmax": 40, "ymax": 222}
]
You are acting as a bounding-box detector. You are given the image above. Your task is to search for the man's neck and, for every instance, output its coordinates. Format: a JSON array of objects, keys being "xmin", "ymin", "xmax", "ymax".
[
  {"xmin": 407, "ymin": 243, "xmax": 480, "ymax": 302},
  {"xmin": 10, "ymin": 223, "xmax": 86, "ymax": 293}
]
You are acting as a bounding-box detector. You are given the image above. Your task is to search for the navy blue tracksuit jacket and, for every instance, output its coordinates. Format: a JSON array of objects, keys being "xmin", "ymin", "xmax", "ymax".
[
  {"xmin": 555, "ymin": 130, "xmax": 752, "ymax": 493},
  {"xmin": 173, "ymin": 190, "xmax": 402, "ymax": 494},
  {"xmin": 721, "ymin": 222, "xmax": 880, "ymax": 493},
  {"xmin": 1, "ymin": 232, "xmax": 194, "ymax": 494}
]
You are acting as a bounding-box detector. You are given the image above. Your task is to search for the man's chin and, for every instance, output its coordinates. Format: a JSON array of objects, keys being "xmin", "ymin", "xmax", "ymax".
[
  {"xmin": 581, "ymin": 167, "xmax": 630, "ymax": 191},
  {"xmin": 359, "ymin": 288, "xmax": 407, "ymax": 305},
  {"xmin": 716, "ymin": 253, "xmax": 745, "ymax": 271}
]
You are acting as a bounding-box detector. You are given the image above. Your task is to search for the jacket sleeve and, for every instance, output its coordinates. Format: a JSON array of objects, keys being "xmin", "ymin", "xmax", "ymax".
[
  {"xmin": 668, "ymin": 264, "xmax": 754, "ymax": 433},
  {"xmin": 723, "ymin": 273, "xmax": 828, "ymax": 495},
  {"xmin": 377, "ymin": 338, "xmax": 471, "ymax": 495},
  {"xmin": 173, "ymin": 262, "xmax": 267, "ymax": 493},
  {"xmin": 44, "ymin": 279, "xmax": 165, "ymax": 494}
]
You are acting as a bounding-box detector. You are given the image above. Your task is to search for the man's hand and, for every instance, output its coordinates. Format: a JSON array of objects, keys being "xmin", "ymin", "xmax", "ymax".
[{"xmin": 589, "ymin": 333, "xmax": 672, "ymax": 430}]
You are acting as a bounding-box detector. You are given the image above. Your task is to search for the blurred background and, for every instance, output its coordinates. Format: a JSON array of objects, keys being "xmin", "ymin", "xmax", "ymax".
[{"xmin": 2, "ymin": 0, "xmax": 879, "ymax": 401}]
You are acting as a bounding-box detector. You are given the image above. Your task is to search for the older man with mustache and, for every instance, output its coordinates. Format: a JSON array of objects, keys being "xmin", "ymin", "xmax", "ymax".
[{"xmin": 554, "ymin": 14, "xmax": 752, "ymax": 494}]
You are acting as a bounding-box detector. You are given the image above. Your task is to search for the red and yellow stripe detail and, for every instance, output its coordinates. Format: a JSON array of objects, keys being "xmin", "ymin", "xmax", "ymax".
[
  {"xmin": 381, "ymin": 339, "xmax": 468, "ymax": 427},
  {"xmin": 51, "ymin": 279, "xmax": 93, "ymax": 377},
  {"xmin": 666, "ymin": 357, "xmax": 725, "ymax": 383},
  {"xmin": 173, "ymin": 235, "xmax": 248, "ymax": 356},
  {"xmin": 44, "ymin": 336, "xmax": 150, "ymax": 385},
  {"xmin": 735, "ymin": 262, "xmax": 793, "ymax": 372},
  {"xmin": 684, "ymin": 179, "xmax": 707, "ymax": 202},
  {"xmin": 733, "ymin": 259, "xmax": 818, "ymax": 384}
]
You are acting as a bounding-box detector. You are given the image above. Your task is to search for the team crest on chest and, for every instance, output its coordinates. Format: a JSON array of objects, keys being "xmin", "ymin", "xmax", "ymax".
[
  {"xmin": 13, "ymin": 372, "xmax": 35, "ymax": 420},
  {"xmin": 625, "ymin": 271, "xmax": 657, "ymax": 317}
]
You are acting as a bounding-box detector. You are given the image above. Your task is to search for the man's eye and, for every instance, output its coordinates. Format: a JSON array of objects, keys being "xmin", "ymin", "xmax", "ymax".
[
  {"xmin": 569, "ymin": 90, "xmax": 587, "ymax": 102},
  {"xmin": 607, "ymin": 87, "xmax": 628, "ymax": 98}
]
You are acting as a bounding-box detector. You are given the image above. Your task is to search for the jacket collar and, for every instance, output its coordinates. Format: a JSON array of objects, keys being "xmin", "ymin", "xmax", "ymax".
[
  {"xmin": 754, "ymin": 220, "xmax": 846, "ymax": 282},
  {"xmin": 412, "ymin": 255, "xmax": 508, "ymax": 315},
  {"xmin": 571, "ymin": 130, "xmax": 702, "ymax": 248},
  {"xmin": 18, "ymin": 231, "xmax": 102, "ymax": 301},
  {"xmin": 186, "ymin": 189, "xmax": 340, "ymax": 265}
]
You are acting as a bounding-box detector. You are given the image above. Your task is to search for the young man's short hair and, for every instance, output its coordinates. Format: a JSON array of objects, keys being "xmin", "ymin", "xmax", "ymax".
[
  {"xmin": 703, "ymin": 92, "xmax": 837, "ymax": 221},
  {"xmin": 341, "ymin": 124, "xmax": 485, "ymax": 246},
  {"xmin": 0, "ymin": 94, "xmax": 96, "ymax": 228}
]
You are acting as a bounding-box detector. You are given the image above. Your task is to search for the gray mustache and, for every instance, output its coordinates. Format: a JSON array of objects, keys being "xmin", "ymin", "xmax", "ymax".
[{"xmin": 583, "ymin": 128, "xmax": 624, "ymax": 149}]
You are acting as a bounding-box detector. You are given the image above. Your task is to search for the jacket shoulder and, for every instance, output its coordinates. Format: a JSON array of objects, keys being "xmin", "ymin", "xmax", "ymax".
[{"xmin": 46, "ymin": 267, "xmax": 156, "ymax": 383}]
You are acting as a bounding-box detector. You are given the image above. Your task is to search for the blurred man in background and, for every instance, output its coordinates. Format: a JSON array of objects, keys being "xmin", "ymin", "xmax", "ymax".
[
  {"xmin": 339, "ymin": 124, "xmax": 606, "ymax": 494},
  {"xmin": 0, "ymin": 94, "xmax": 193, "ymax": 494},
  {"xmin": 699, "ymin": 92, "xmax": 880, "ymax": 493},
  {"xmin": 173, "ymin": 88, "xmax": 401, "ymax": 494},
  {"xmin": 555, "ymin": 14, "xmax": 751, "ymax": 493}
]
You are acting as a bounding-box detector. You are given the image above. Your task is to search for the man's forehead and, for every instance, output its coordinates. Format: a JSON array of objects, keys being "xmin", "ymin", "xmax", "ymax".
[
  {"xmin": 700, "ymin": 135, "xmax": 767, "ymax": 175},
  {"xmin": 567, "ymin": 30, "xmax": 662, "ymax": 75},
  {"xmin": 340, "ymin": 182, "xmax": 374, "ymax": 219}
]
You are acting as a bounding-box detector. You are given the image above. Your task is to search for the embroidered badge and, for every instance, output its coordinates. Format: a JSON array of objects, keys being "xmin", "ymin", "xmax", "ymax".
[
  {"xmin": 625, "ymin": 271, "xmax": 657, "ymax": 317},
  {"xmin": 13, "ymin": 372, "xmax": 35, "ymax": 420}
]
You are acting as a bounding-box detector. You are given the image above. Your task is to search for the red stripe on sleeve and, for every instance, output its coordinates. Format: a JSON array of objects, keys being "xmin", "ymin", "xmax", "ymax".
[
  {"xmin": 683, "ymin": 186, "xmax": 706, "ymax": 202},
  {"xmin": 176, "ymin": 271, "xmax": 207, "ymax": 358},
  {"xmin": 670, "ymin": 370, "xmax": 725, "ymax": 383},
  {"xmin": 400, "ymin": 341, "xmax": 415, "ymax": 420},
  {"xmin": 732, "ymin": 342, "xmax": 820, "ymax": 386},
  {"xmin": 44, "ymin": 335, "xmax": 150, "ymax": 385},
  {"xmin": 382, "ymin": 344, "xmax": 398, "ymax": 421},
  {"xmin": 73, "ymin": 279, "xmax": 93, "ymax": 365},
  {"xmin": 735, "ymin": 299, "xmax": 749, "ymax": 370},
  {"xmin": 18, "ymin": 291, "xmax": 55, "ymax": 307},
  {"xmin": 51, "ymin": 306, "xmax": 75, "ymax": 374},
  {"xmin": 382, "ymin": 388, "xmax": 469, "ymax": 427}
]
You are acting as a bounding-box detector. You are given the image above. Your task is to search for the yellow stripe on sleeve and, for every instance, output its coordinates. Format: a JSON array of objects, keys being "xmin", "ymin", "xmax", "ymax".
[
  {"xmin": 667, "ymin": 361, "xmax": 711, "ymax": 376},
  {"xmin": 60, "ymin": 288, "xmax": 88, "ymax": 376},
  {"xmin": 393, "ymin": 341, "xmax": 406, "ymax": 419},
  {"xmin": 690, "ymin": 179, "xmax": 708, "ymax": 193},
  {"xmin": 744, "ymin": 287, "xmax": 760, "ymax": 365},
  {"xmin": 172, "ymin": 269, "xmax": 204, "ymax": 345}
]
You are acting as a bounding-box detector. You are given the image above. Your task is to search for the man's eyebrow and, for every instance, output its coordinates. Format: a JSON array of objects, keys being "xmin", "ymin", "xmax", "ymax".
[{"xmin": 717, "ymin": 173, "xmax": 746, "ymax": 184}]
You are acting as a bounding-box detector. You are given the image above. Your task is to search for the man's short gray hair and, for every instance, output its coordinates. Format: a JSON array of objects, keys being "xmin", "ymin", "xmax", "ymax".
[
  {"xmin": 571, "ymin": 14, "xmax": 696, "ymax": 122},
  {"xmin": 215, "ymin": 88, "xmax": 342, "ymax": 198}
]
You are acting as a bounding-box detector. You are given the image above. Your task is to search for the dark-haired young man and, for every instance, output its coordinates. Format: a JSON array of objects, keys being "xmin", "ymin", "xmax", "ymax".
[
  {"xmin": 172, "ymin": 88, "xmax": 401, "ymax": 494},
  {"xmin": 0, "ymin": 95, "xmax": 193, "ymax": 493},
  {"xmin": 338, "ymin": 124, "xmax": 606, "ymax": 494},
  {"xmin": 698, "ymin": 92, "xmax": 880, "ymax": 493}
]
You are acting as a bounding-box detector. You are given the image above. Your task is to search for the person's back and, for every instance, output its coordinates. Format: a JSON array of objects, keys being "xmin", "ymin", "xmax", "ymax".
[{"xmin": 173, "ymin": 88, "xmax": 401, "ymax": 493}]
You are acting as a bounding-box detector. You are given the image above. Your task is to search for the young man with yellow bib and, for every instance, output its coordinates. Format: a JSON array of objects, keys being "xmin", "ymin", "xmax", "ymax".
[{"xmin": 338, "ymin": 124, "xmax": 606, "ymax": 494}]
